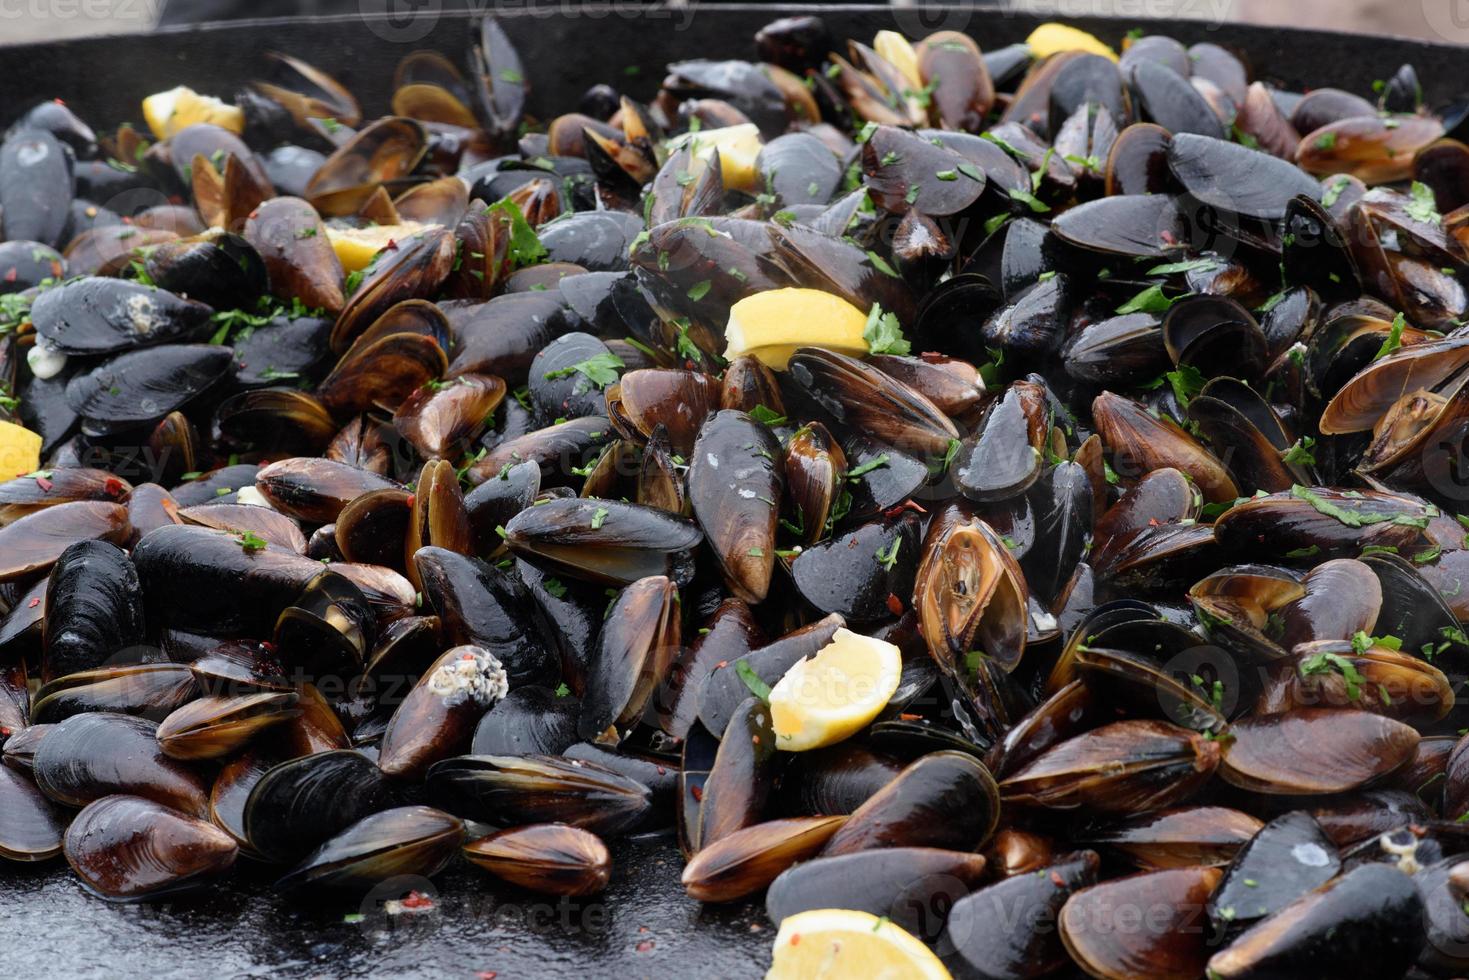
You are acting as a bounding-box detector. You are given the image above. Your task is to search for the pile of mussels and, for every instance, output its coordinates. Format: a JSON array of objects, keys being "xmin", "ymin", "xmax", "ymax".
[{"xmin": 7, "ymin": 12, "xmax": 1469, "ymax": 979}]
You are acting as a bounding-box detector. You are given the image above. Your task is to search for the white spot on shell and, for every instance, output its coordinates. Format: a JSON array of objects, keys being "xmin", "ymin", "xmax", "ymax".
[
  {"xmin": 426, "ymin": 646, "xmax": 508, "ymax": 708},
  {"xmin": 125, "ymin": 292, "xmax": 162, "ymax": 335},
  {"xmin": 1291, "ymin": 842, "xmax": 1331, "ymax": 867},
  {"xmin": 705, "ymin": 453, "xmax": 720, "ymax": 469}
]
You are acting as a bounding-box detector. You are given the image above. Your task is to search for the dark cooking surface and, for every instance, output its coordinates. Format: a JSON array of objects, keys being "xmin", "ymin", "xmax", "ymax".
[
  {"xmin": 0, "ymin": 834, "xmax": 767, "ymax": 978},
  {"xmin": 2, "ymin": 5, "xmax": 1467, "ymax": 976}
]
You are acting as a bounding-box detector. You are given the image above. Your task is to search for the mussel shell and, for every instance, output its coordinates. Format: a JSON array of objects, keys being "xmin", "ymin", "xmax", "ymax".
[
  {"xmin": 426, "ymin": 754, "xmax": 653, "ymax": 837},
  {"xmin": 33, "ymin": 711, "xmax": 210, "ymax": 816},
  {"xmin": 65, "ymin": 345, "xmax": 234, "ymax": 431},
  {"xmin": 30, "ymin": 663, "xmax": 195, "ymax": 724},
  {"xmin": 938, "ymin": 850, "xmax": 1100, "ymax": 977},
  {"xmin": 30, "ymin": 277, "xmax": 212, "ymax": 355},
  {"xmin": 766, "ymin": 846, "xmax": 989, "ymax": 942},
  {"xmin": 1206, "ymin": 863, "xmax": 1424, "ymax": 979},
  {"xmin": 275, "ymin": 805, "xmax": 463, "ymax": 891},
  {"xmin": 822, "ymin": 750, "xmax": 999, "ymax": 856},
  {"xmin": 471, "ymin": 686, "xmax": 581, "ymax": 756},
  {"xmin": 503, "ymin": 497, "xmax": 702, "ymax": 587},
  {"xmin": 1060, "ymin": 866, "xmax": 1222, "ymax": 980},
  {"xmin": 1219, "ymin": 708, "xmax": 1419, "ymax": 794},
  {"xmin": 41, "ymin": 539, "xmax": 145, "ymax": 682},
  {"xmin": 155, "ymin": 691, "xmax": 299, "ymax": 761},
  {"xmin": 1079, "ymin": 806, "xmax": 1263, "ymax": 870},
  {"xmin": 791, "ymin": 514, "xmax": 922, "ymax": 623},
  {"xmin": 243, "ymin": 749, "xmax": 395, "ymax": 863},
  {"xmin": 1207, "ymin": 810, "xmax": 1340, "ymax": 931},
  {"xmin": 687, "ymin": 410, "xmax": 781, "ymax": 603},
  {"xmin": 0, "ymin": 763, "xmax": 66, "ymax": 862},
  {"xmin": 463, "ymin": 823, "xmax": 612, "ymax": 896},
  {"xmin": 0, "ymin": 500, "xmax": 131, "ymax": 583},
  {"xmin": 64, "ymin": 795, "xmax": 237, "ymax": 901},
  {"xmin": 579, "ymin": 575, "xmax": 679, "ymax": 743},
  {"xmin": 413, "ymin": 546, "xmax": 557, "ymax": 686},
  {"xmin": 681, "ymin": 815, "xmax": 845, "ymax": 903}
]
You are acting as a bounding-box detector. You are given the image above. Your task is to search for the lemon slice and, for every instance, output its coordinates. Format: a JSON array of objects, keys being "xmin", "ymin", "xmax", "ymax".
[
  {"xmin": 668, "ymin": 123, "xmax": 763, "ymax": 193},
  {"xmin": 1026, "ymin": 23, "xmax": 1118, "ymax": 62},
  {"xmin": 767, "ymin": 909, "xmax": 952, "ymax": 980},
  {"xmin": 141, "ymin": 86, "xmax": 246, "ymax": 139},
  {"xmin": 0, "ymin": 420, "xmax": 42, "ymax": 479},
  {"xmin": 769, "ymin": 628, "xmax": 901, "ymax": 752},
  {"xmin": 325, "ymin": 222, "xmax": 429, "ymax": 273},
  {"xmin": 874, "ymin": 30, "xmax": 923, "ymax": 90},
  {"xmin": 725, "ymin": 288, "xmax": 870, "ymax": 370}
]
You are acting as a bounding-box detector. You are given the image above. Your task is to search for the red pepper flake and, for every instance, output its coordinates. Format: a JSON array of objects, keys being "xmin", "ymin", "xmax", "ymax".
[
  {"xmin": 714, "ymin": 660, "xmax": 728, "ymax": 670},
  {"xmin": 898, "ymin": 712, "xmax": 922, "ymax": 721},
  {"xmin": 477, "ymin": 973, "xmax": 497, "ymax": 980},
  {"xmin": 400, "ymin": 890, "xmax": 434, "ymax": 910},
  {"xmin": 168, "ymin": 194, "xmax": 184, "ymax": 206},
  {"xmin": 0, "ymin": 726, "xmax": 11, "ymax": 737},
  {"xmin": 1147, "ymin": 518, "xmax": 1161, "ymax": 526},
  {"xmin": 35, "ymin": 476, "xmax": 53, "ymax": 492},
  {"xmin": 49, "ymin": 260, "xmax": 63, "ymax": 278},
  {"xmin": 790, "ymin": 934, "xmax": 801, "ymax": 946},
  {"xmin": 883, "ymin": 499, "xmax": 928, "ymax": 518},
  {"xmin": 53, "ymin": 98, "xmax": 65, "ymax": 105},
  {"xmin": 104, "ymin": 477, "xmax": 126, "ymax": 497},
  {"xmin": 751, "ymin": 734, "xmax": 761, "ymax": 745},
  {"xmin": 405, "ymin": 494, "xmax": 416, "ymax": 508},
  {"xmin": 655, "ymin": 765, "xmax": 666, "ymax": 775},
  {"xmin": 248, "ymin": 210, "xmax": 260, "ymax": 221},
  {"xmin": 690, "ymin": 785, "xmax": 703, "ymax": 802},
  {"xmin": 3, "ymin": 268, "xmax": 15, "ymax": 283},
  {"xmin": 386, "ymin": 239, "xmax": 399, "ymax": 251},
  {"xmin": 1159, "ymin": 229, "xmax": 1177, "ymax": 244},
  {"xmin": 259, "ymin": 640, "xmax": 277, "ymax": 653},
  {"xmin": 635, "ymin": 940, "xmax": 655, "ymax": 953},
  {"xmin": 1050, "ymin": 871, "xmax": 1066, "ymax": 887},
  {"xmin": 885, "ymin": 593, "xmax": 904, "ymax": 616},
  {"xmin": 27, "ymin": 597, "xmax": 41, "ymax": 609}
]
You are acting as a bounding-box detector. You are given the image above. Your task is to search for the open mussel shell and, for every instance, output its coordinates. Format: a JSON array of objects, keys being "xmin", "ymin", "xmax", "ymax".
[
  {"xmin": 1060, "ymin": 866, "xmax": 1223, "ymax": 980},
  {"xmin": 427, "ymin": 754, "xmax": 652, "ymax": 837},
  {"xmin": 155, "ymin": 690, "xmax": 299, "ymax": 761},
  {"xmin": 1220, "ymin": 708, "xmax": 1419, "ymax": 794},
  {"xmin": 1206, "ymin": 810, "xmax": 1340, "ymax": 932},
  {"xmin": 64, "ymin": 795, "xmax": 237, "ymax": 902},
  {"xmin": 822, "ymin": 750, "xmax": 999, "ymax": 857},
  {"xmin": 914, "ymin": 511, "xmax": 1028, "ymax": 675},
  {"xmin": 276, "ymin": 805, "xmax": 463, "ymax": 891},
  {"xmin": 938, "ymin": 850, "xmax": 1100, "ymax": 977},
  {"xmin": 0, "ymin": 763, "xmax": 66, "ymax": 862},
  {"xmin": 1000, "ymin": 719, "xmax": 1221, "ymax": 814},
  {"xmin": 273, "ymin": 569, "xmax": 376, "ymax": 679},
  {"xmin": 766, "ymin": 846, "xmax": 989, "ymax": 942},
  {"xmin": 33, "ymin": 712, "xmax": 210, "ymax": 817},
  {"xmin": 463, "ymin": 823, "xmax": 612, "ymax": 896},
  {"xmin": 378, "ymin": 645, "xmax": 508, "ymax": 780},
  {"xmin": 1207, "ymin": 863, "xmax": 1424, "ymax": 979},
  {"xmin": 30, "ymin": 663, "xmax": 197, "ymax": 725},
  {"xmin": 243, "ymin": 749, "xmax": 395, "ymax": 863},
  {"xmin": 681, "ymin": 815, "xmax": 846, "ymax": 903},
  {"xmin": 503, "ymin": 497, "xmax": 702, "ymax": 587}
]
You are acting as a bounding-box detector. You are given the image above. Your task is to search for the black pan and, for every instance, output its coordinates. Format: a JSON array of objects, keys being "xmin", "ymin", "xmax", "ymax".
[{"xmin": 0, "ymin": 6, "xmax": 1462, "ymax": 977}]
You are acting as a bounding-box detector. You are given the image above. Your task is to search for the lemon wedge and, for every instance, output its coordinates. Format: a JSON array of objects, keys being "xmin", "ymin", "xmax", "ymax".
[
  {"xmin": 874, "ymin": 30, "xmax": 923, "ymax": 90},
  {"xmin": 0, "ymin": 420, "xmax": 42, "ymax": 479},
  {"xmin": 769, "ymin": 628, "xmax": 901, "ymax": 752},
  {"xmin": 1026, "ymin": 23, "xmax": 1118, "ymax": 62},
  {"xmin": 767, "ymin": 909, "xmax": 952, "ymax": 980},
  {"xmin": 725, "ymin": 288, "xmax": 870, "ymax": 370},
  {"xmin": 668, "ymin": 123, "xmax": 763, "ymax": 193},
  {"xmin": 141, "ymin": 86, "xmax": 246, "ymax": 139},
  {"xmin": 325, "ymin": 222, "xmax": 429, "ymax": 273}
]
